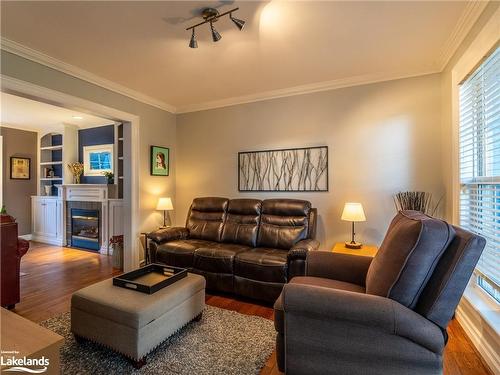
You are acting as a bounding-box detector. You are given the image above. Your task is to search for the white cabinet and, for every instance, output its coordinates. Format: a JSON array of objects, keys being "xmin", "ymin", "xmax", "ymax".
[{"xmin": 32, "ymin": 196, "xmax": 64, "ymax": 245}]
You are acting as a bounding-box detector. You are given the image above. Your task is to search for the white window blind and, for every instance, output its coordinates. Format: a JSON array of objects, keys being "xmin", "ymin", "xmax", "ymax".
[{"xmin": 459, "ymin": 46, "xmax": 500, "ymax": 303}]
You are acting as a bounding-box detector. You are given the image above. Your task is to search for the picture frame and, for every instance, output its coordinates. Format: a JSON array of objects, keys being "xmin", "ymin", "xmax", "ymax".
[
  {"xmin": 83, "ymin": 144, "xmax": 114, "ymax": 176},
  {"xmin": 150, "ymin": 146, "xmax": 169, "ymax": 176},
  {"xmin": 238, "ymin": 146, "xmax": 328, "ymax": 192},
  {"xmin": 10, "ymin": 157, "xmax": 31, "ymax": 180}
]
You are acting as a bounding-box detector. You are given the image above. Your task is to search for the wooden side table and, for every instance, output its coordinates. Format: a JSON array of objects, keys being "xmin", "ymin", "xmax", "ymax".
[{"xmin": 332, "ymin": 242, "xmax": 378, "ymax": 257}]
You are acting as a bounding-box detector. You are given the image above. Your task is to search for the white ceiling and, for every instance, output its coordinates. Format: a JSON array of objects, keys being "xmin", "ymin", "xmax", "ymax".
[
  {"xmin": 1, "ymin": 92, "xmax": 114, "ymax": 132},
  {"xmin": 0, "ymin": 1, "xmax": 481, "ymax": 113}
]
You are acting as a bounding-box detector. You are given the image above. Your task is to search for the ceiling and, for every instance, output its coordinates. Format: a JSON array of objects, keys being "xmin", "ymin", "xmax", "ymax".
[
  {"xmin": 1, "ymin": 1, "xmax": 481, "ymax": 112},
  {"xmin": 1, "ymin": 92, "xmax": 114, "ymax": 132}
]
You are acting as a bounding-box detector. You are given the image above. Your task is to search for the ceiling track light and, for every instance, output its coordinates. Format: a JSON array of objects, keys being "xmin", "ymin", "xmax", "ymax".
[{"xmin": 186, "ymin": 7, "xmax": 245, "ymax": 48}]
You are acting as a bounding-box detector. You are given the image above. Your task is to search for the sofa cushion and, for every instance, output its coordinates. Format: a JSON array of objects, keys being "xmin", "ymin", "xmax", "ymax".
[
  {"xmin": 257, "ymin": 199, "xmax": 311, "ymax": 250},
  {"xmin": 156, "ymin": 239, "xmax": 216, "ymax": 268},
  {"xmin": 186, "ymin": 197, "xmax": 228, "ymax": 242},
  {"xmin": 366, "ymin": 210, "xmax": 455, "ymax": 308},
  {"xmin": 194, "ymin": 243, "xmax": 251, "ymax": 274},
  {"xmin": 221, "ymin": 199, "xmax": 262, "ymax": 247},
  {"xmin": 234, "ymin": 248, "xmax": 288, "ymax": 283}
]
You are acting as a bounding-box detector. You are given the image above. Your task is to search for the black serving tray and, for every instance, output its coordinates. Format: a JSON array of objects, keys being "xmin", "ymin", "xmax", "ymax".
[{"xmin": 113, "ymin": 264, "xmax": 188, "ymax": 294}]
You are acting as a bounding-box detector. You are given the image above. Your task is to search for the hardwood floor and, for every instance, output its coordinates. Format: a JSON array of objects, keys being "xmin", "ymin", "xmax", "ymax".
[{"xmin": 14, "ymin": 242, "xmax": 492, "ymax": 375}]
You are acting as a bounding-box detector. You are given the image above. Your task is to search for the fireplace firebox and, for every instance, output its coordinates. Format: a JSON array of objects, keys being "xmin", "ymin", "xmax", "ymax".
[{"xmin": 71, "ymin": 209, "xmax": 100, "ymax": 251}]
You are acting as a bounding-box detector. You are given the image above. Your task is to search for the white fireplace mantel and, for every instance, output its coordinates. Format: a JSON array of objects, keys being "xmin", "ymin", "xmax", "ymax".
[{"xmin": 56, "ymin": 184, "xmax": 113, "ymax": 202}]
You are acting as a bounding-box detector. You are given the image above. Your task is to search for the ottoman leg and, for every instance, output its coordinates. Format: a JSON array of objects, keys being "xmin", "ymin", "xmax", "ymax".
[{"xmin": 131, "ymin": 357, "xmax": 146, "ymax": 369}]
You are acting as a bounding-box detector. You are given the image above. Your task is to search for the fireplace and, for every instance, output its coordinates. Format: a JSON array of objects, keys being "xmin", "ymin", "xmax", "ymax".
[{"xmin": 71, "ymin": 209, "xmax": 100, "ymax": 251}]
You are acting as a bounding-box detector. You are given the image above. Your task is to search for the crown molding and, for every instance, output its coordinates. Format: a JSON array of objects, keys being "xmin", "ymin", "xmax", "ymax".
[
  {"xmin": 0, "ymin": 123, "xmax": 40, "ymax": 133},
  {"xmin": 1, "ymin": 38, "xmax": 177, "ymax": 114},
  {"xmin": 436, "ymin": 0, "xmax": 489, "ymax": 71},
  {"xmin": 176, "ymin": 69, "xmax": 440, "ymax": 114}
]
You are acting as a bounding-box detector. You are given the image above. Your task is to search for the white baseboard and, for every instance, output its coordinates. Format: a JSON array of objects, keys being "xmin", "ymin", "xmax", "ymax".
[
  {"xmin": 30, "ymin": 235, "xmax": 64, "ymax": 246},
  {"xmin": 455, "ymin": 296, "xmax": 500, "ymax": 375},
  {"xmin": 18, "ymin": 234, "xmax": 32, "ymax": 241}
]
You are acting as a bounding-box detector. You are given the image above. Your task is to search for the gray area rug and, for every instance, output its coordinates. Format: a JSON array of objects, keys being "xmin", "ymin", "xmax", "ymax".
[{"xmin": 41, "ymin": 306, "xmax": 276, "ymax": 375}]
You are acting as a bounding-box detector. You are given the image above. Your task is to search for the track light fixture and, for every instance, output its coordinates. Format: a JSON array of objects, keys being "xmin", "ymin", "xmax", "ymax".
[
  {"xmin": 210, "ymin": 21, "xmax": 222, "ymax": 42},
  {"xmin": 230, "ymin": 12, "xmax": 245, "ymax": 30},
  {"xmin": 189, "ymin": 28, "xmax": 198, "ymax": 48},
  {"xmin": 186, "ymin": 7, "xmax": 245, "ymax": 48}
]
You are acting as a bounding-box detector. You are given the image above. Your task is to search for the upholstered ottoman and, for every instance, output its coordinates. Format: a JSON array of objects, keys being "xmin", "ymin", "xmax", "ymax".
[{"xmin": 71, "ymin": 273, "xmax": 205, "ymax": 368}]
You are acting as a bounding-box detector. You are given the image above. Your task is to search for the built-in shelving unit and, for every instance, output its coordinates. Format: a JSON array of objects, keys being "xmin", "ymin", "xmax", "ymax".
[
  {"xmin": 40, "ymin": 133, "xmax": 63, "ymax": 196},
  {"xmin": 39, "ymin": 125, "xmax": 78, "ymax": 196},
  {"xmin": 117, "ymin": 124, "xmax": 124, "ymax": 199}
]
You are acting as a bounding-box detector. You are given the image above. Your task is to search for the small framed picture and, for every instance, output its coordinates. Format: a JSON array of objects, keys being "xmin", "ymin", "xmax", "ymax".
[
  {"xmin": 10, "ymin": 157, "xmax": 31, "ymax": 180},
  {"xmin": 150, "ymin": 146, "xmax": 169, "ymax": 176}
]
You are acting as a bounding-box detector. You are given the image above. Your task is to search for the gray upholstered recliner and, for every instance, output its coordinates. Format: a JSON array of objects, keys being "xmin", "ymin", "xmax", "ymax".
[{"xmin": 274, "ymin": 210, "xmax": 486, "ymax": 375}]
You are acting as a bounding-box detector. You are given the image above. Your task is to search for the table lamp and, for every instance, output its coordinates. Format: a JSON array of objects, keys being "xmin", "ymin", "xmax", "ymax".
[
  {"xmin": 156, "ymin": 197, "xmax": 173, "ymax": 228},
  {"xmin": 341, "ymin": 202, "xmax": 366, "ymax": 249}
]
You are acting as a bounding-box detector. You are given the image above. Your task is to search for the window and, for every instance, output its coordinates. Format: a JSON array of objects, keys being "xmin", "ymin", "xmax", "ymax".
[{"xmin": 459, "ymin": 46, "xmax": 499, "ymax": 303}]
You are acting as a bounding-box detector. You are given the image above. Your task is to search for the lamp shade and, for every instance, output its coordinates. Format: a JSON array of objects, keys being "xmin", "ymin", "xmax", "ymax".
[
  {"xmin": 341, "ymin": 203, "xmax": 366, "ymax": 222},
  {"xmin": 156, "ymin": 197, "xmax": 173, "ymax": 211}
]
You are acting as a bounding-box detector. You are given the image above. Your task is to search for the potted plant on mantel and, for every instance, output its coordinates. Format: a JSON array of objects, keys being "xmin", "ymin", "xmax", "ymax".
[
  {"xmin": 67, "ymin": 162, "xmax": 84, "ymax": 184},
  {"xmin": 102, "ymin": 171, "xmax": 114, "ymax": 184}
]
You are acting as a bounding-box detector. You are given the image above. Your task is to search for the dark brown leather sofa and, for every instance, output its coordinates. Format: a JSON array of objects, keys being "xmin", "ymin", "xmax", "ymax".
[
  {"xmin": 1, "ymin": 214, "xmax": 30, "ymax": 309},
  {"xmin": 274, "ymin": 211, "xmax": 486, "ymax": 374},
  {"xmin": 148, "ymin": 197, "xmax": 319, "ymax": 302}
]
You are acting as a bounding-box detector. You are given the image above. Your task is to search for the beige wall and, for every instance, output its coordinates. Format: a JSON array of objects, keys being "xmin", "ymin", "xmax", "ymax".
[
  {"xmin": 440, "ymin": 2, "xmax": 500, "ymax": 223},
  {"xmin": 0, "ymin": 126, "xmax": 37, "ymax": 235},
  {"xmin": 1, "ymin": 52, "xmax": 176, "ymax": 234},
  {"xmin": 177, "ymin": 74, "xmax": 444, "ymax": 248}
]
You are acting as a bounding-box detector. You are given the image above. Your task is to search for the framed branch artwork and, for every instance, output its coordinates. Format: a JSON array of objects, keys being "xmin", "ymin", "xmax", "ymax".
[
  {"xmin": 10, "ymin": 157, "xmax": 31, "ymax": 180},
  {"xmin": 238, "ymin": 146, "xmax": 328, "ymax": 192}
]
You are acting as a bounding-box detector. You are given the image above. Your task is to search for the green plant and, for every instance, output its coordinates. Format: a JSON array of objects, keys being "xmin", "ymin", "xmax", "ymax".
[
  {"xmin": 102, "ymin": 171, "xmax": 114, "ymax": 183},
  {"xmin": 0, "ymin": 205, "xmax": 6, "ymax": 214}
]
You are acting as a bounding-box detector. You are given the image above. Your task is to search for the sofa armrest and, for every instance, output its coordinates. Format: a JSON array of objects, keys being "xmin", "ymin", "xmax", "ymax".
[
  {"xmin": 306, "ymin": 251, "xmax": 372, "ymax": 286},
  {"xmin": 282, "ymin": 283, "xmax": 444, "ymax": 354},
  {"xmin": 287, "ymin": 239, "xmax": 320, "ymax": 281},
  {"xmin": 147, "ymin": 227, "xmax": 189, "ymax": 244}
]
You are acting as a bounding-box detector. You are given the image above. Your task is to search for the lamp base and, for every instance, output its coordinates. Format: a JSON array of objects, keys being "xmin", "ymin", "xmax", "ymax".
[{"xmin": 345, "ymin": 241, "xmax": 363, "ymax": 249}]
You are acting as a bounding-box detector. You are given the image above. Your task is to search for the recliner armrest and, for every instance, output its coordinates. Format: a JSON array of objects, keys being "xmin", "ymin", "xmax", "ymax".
[
  {"xmin": 287, "ymin": 239, "xmax": 320, "ymax": 281},
  {"xmin": 147, "ymin": 227, "xmax": 189, "ymax": 244},
  {"xmin": 282, "ymin": 283, "xmax": 445, "ymax": 354},
  {"xmin": 306, "ymin": 251, "xmax": 372, "ymax": 286}
]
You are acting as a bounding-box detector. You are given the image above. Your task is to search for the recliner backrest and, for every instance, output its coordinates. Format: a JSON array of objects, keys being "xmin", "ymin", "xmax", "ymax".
[
  {"xmin": 415, "ymin": 225, "xmax": 486, "ymax": 330},
  {"xmin": 222, "ymin": 199, "xmax": 262, "ymax": 247},
  {"xmin": 186, "ymin": 197, "xmax": 228, "ymax": 242},
  {"xmin": 365, "ymin": 211, "xmax": 455, "ymax": 309},
  {"xmin": 257, "ymin": 199, "xmax": 312, "ymax": 249}
]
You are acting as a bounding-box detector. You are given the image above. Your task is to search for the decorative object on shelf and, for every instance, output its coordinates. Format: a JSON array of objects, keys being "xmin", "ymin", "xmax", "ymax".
[
  {"xmin": 110, "ymin": 235, "xmax": 124, "ymax": 269},
  {"xmin": 156, "ymin": 197, "xmax": 174, "ymax": 228},
  {"xmin": 10, "ymin": 157, "xmax": 30, "ymax": 180},
  {"xmin": 44, "ymin": 185, "xmax": 52, "ymax": 196},
  {"xmin": 238, "ymin": 146, "xmax": 328, "ymax": 192},
  {"xmin": 67, "ymin": 162, "xmax": 84, "ymax": 184},
  {"xmin": 393, "ymin": 191, "xmax": 443, "ymax": 215},
  {"xmin": 102, "ymin": 171, "xmax": 114, "ymax": 184},
  {"xmin": 150, "ymin": 146, "xmax": 170, "ymax": 176},
  {"xmin": 186, "ymin": 7, "xmax": 245, "ymax": 48},
  {"xmin": 341, "ymin": 202, "xmax": 366, "ymax": 249},
  {"xmin": 83, "ymin": 144, "xmax": 113, "ymax": 176}
]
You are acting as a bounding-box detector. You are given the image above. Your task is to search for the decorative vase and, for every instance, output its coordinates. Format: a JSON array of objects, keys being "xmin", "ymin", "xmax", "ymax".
[
  {"xmin": 74, "ymin": 175, "xmax": 81, "ymax": 184},
  {"xmin": 107, "ymin": 178, "xmax": 114, "ymax": 185},
  {"xmin": 44, "ymin": 185, "xmax": 52, "ymax": 196},
  {"xmin": 112, "ymin": 243, "xmax": 124, "ymax": 269}
]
